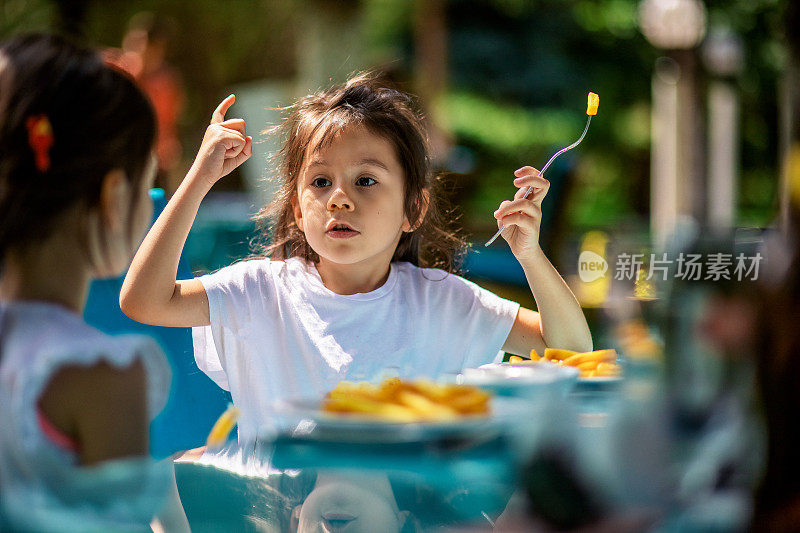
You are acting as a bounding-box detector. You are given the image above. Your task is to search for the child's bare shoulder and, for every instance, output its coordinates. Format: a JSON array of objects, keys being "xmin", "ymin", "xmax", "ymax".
[{"xmin": 40, "ymin": 358, "xmax": 146, "ymax": 417}]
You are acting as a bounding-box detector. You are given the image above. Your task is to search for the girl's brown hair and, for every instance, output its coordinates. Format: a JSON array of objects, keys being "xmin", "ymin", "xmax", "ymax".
[{"xmin": 253, "ymin": 73, "xmax": 466, "ymax": 272}]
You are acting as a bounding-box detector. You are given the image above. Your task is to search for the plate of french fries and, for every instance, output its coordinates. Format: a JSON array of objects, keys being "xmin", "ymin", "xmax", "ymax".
[
  {"xmin": 276, "ymin": 377, "xmax": 531, "ymax": 443},
  {"xmin": 505, "ymin": 348, "xmax": 623, "ymax": 382}
]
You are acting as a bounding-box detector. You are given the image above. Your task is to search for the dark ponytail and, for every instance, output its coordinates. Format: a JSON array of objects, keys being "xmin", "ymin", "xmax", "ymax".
[{"xmin": 0, "ymin": 33, "xmax": 156, "ymax": 266}]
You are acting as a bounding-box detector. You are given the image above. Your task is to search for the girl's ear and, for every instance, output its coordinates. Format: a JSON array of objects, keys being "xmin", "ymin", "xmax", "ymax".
[
  {"xmin": 291, "ymin": 193, "xmax": 304, "ymax": 233},
  {"xmin": 98, "ymin": 169, "xmax": 130, "ymax": 233},
  {"xmin": 402, "ymin": 188, "xmax": 430, "ymax": 232}
]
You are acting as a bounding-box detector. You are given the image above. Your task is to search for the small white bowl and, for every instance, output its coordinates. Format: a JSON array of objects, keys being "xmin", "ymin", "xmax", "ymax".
[{"xmin": 450, "ymin": 362, "xmax": 579, "ymax": 399}]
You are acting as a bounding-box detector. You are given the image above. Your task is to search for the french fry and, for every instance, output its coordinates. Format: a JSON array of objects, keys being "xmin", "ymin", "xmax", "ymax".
[
  {"xmin": 206, "ymin": 404, "xmax": 241, "ymax": 448},
  {"xmin": 544, "ymin": 348, "xmax": 578, "ymax": 361},
  {"xmin": 577, "ymin": 360, "xmax": 598, "ymax": 372},
  {"xmin": 409, "ymin": 381, "xmax": 488, "ymax": 409},
  {"xmin": 324, "ymin": 397, "xmax": 419, "ymax": 422},
  {"xmin": 378, "ymin": 377, "xmax": 403, "ymax": 400},
  {"xmin": 563, "ymin": 353, "xmax": 596, "ymax": 366},
  {"xmin": 328, "ymin": 383, "xmax": 376, "ymax": 402},
  {"xmin": 588, "ymin": 349, "xmax": 617, "ymax": 362},
  {"xmin": 596, "ymin": 362, "xmax": 622, "ymax": 377},
  {"xmin": 508, "ymin": 355, "xmax": 537, "ymax": 366},
  {"xmin": 587, "ymin": 92, "xmax": 600, "ymax": 116},
  {"xmin": 447, "ymin": 392, "xmax": 490, "ymax": 414},
  {"xmin": 562, "ymin": 349, "xmax": 616, "ymax": 367},
  {"xmin": 397, "ymin": 390, "xmax": 459, "ymax": 420},
  {"xmin": 529, "ymin": 349, "xmax": 541, "ymax": 361}
]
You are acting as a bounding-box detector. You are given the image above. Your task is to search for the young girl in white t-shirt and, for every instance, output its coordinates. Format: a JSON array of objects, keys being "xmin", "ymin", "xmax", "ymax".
[{"xmin": 121, "ymin": 73, "xmax": 592, "ymax": 439}]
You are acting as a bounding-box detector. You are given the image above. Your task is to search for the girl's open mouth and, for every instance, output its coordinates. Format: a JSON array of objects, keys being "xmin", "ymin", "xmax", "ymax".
[{"xmin": 325, "ymin": 223, "xmax": 359, "ymax": 239}]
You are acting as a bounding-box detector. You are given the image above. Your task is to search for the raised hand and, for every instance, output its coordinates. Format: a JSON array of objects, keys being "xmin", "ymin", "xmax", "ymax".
[
  {"xmin": 493, "ymin": 166, "xmax": 549, "ymax": 260},
  {"xmin": 190, "ymin": 95, "xmax": 253, "ymax": 190}
]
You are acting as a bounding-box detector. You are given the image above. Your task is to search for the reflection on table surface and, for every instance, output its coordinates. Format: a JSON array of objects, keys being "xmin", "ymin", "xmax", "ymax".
[
  {"xmin": 174, "ymin": 378, "xmax": 630, "ymax": 532},
  {"xmin": 174, "ymin": 360, "xmax": 757, "ymax": 532}
]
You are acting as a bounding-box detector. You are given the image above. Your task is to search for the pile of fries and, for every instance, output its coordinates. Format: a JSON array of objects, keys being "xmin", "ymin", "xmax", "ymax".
[
  {"xmin": 509, "ymin": 348, "xmax": 621, "ymax": 379},
  {"xmin": 322, "ymin": 377, "xmax": 491, "ymax": 422},
  {"xmin": 615, "ymin": 319, "xmax": 662, "ymax": 361}
]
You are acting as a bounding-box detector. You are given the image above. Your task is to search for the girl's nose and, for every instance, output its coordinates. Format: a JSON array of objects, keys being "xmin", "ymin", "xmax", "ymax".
[{"xmin": 327, "ymin": 188, "xmax": 354, "ymax": 211}]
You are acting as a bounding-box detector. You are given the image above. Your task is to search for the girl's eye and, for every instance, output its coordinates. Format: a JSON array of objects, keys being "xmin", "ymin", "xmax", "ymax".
[
  {"xmin": 311, "ymin": 177, "xmax": 331, "ymax": 188},
  {"xmin": 356, "ymin": 176, "xmax": 377, "ymax": 187}
]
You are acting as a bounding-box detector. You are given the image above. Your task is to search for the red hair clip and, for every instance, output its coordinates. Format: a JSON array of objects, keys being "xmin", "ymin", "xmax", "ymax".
[{"xmin": 26, "ymin": 115, "xmax": 54, "ymax": 172}]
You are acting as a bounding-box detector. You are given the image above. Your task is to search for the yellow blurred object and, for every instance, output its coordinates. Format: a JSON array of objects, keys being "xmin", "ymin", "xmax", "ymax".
[
  {"xmin": 322, "ymin": 378, "xmax": 491, "ymax": 422},
  {"xmin": 615, "ymin": 319, "xmax": 663, "ymax": 362},
  {"xmin": 562, "ymin": 349, "xmax": 617, "ymax": 367},
  {"xmin": 634, "ymin": 269, "xmax": 658, "ymax": 300},
  {"xmin": 576, "ymin": 230, "xmax": 611, "ymax": 308},
  {"xmin": 206, "ymin": 404, "xmax": 241, "ymax": 448},
  {"xmin": 788, "ymin": 143, "xmax": 800, "ymax": 208},
  {"xmin": 596, "ymin": 362, "xmax": 622, "ymax": 377},
  {"xmin": 398, "ymin": 390, "xmax": 459, "ymax": 420},
  {"xmin": 544, "ymin": 348, "xmax": 578, "ymax": 361},
  {"xmin": 587, "ymin": 92, "xmax": 599, "ymax": 115},
  {"xmin": 509, "ymin": 355, "xmax": 525, "ymax": 364},
  {"xmin": 324, "ymin": 396, "xmax": 420, "ymax": 422}
]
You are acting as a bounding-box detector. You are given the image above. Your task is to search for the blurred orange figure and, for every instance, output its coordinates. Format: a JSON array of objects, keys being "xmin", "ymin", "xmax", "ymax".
[{"xmin": 109, "ymin": 13, "xmax": 184, "ymax": 194}]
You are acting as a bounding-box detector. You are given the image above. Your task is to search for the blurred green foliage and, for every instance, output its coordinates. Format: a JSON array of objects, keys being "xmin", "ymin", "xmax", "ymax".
[
  {"xmin": 0, "ymin": 0, "xmax": 791, "ymax": 238},
  {"xmin": 0, "ymin": 0, "xmax": 52, "ymax": 33},
  {"xmin": 438, "ymin": 0, "xmax": 789, "ymax": 238},
  {"xmin": 438, "ymin": 92, "xmax": 584, "ymax": 154}
]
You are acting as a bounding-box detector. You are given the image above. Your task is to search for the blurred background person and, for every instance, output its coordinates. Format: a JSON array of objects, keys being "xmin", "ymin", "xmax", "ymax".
[{"xmin": 107, "ymin": 12, "xmax": 185, "ymax": 196}]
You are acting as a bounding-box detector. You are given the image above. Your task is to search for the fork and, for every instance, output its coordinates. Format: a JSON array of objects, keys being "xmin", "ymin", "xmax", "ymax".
[{"xmin": 485, "ymin": 94, "xmax": 597, "ymax": 247}]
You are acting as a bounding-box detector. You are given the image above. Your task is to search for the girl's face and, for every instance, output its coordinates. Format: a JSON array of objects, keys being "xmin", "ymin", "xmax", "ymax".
[
  {"xmin": 92, "ymin": 155, "xmax": 156, "ymax": 277},
  {"xmin": 292, "ymin": 125, "xmax": 411, "ymax": 272},
  {"xmin": 128, "ymin": 155, "xmax": 157, "ymax": 249},
  {"xmin": 294, "ymin": 473, "xmax": 407, "ymax": 533}
]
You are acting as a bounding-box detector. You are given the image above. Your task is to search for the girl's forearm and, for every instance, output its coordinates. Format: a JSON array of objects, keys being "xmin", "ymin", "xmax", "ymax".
[
  {"xmin": 151, "ymin": 460, "xmax": 191, "ymax": 533},
  {"xmin": 519, "ymin": 247, "xmax": 593, "ymax": 353},
  {"xmin": 120, "ymin": 169, "xmax": 210, "ymax": 321}
]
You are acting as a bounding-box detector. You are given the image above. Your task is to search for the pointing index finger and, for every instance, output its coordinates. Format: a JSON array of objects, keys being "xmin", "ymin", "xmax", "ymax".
[{"xmin": 211, "ymin": 94, "xmax": 236, "ymax": 124}]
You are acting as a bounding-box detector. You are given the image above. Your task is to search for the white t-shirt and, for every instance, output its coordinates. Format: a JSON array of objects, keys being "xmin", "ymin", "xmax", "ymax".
[{"xmin": 192, "ymin": 257, "xmax": 520, "ymax": 439}]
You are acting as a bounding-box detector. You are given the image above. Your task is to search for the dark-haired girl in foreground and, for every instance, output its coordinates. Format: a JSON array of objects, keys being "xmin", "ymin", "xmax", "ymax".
[{"xmin": 0, "ymin": 34, "xmax": 187, "ymax": 531}]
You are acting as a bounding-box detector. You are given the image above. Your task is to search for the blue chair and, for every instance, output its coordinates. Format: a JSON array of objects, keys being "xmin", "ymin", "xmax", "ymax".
[{"xmin": 83, "ymin": 189, "xmax": 232, "ymax": 459}]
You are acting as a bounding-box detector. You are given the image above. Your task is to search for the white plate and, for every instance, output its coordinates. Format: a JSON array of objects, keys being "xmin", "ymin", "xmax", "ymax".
[
  {"xmin": 490, "ymin": 360, "xmax": 624, "ymax": 385},
  {"xmin": 577, "ymin": 375, "xmax": 624, "ymax": 386},
  {"xmin": 476, "ymin": 361, "xmax": 579, "ymax": 378},
  {"xmin": 456, "ymin": 361, "xmax": 579, "ymax": 399},
  {"xmin": 272, "ymin": 396, "xmax": 532, "ymax": 444},
  {"xmin": 578, "ymin": 375, "xmax": 623, "ymax": 382}
]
